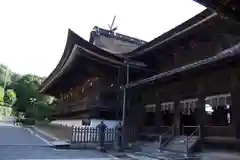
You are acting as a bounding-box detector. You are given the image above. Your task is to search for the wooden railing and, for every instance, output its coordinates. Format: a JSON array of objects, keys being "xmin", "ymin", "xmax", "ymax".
[
  {"xmin": 71, "ymin": 126, "xmax": 116, "ymax": 143},
  {"xmin": 159, "ymin": 125, "xmax": 174, "ymax": 148},
  {"xmin": 182, "ymin": 125, "xmax": 200, "ymax": 136},
  {"xmin": 184, "ymin": 125, "xmax": 200, "ymax": 155}
]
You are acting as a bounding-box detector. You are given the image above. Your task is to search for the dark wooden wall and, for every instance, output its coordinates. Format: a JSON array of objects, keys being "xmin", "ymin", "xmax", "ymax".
[
  {"xmin": 137, "ymin": 65, "xmax": 237, "ymax": 104},
  {"xmin": 137, "ymin": 16, "xmax": 240, "ymax": 74}
]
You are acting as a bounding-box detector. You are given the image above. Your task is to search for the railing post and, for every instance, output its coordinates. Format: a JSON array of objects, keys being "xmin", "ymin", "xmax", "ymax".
[
  {"xmin": 185, "ymin": 136, "xmax": 189, "ymax": 157},
  {"xmin": 97, "ymin": 121, "xmax": 107, "ymax": 152},
  {"xmin": 159, "ymin": 135, "xmax": 162, "ymax": 149},
  {"xmin": 115, "ymin": 122, "xmax": 123, "ymax": 152},
  {"xmin": 71, "ymin": 126, "xmax": 75, "ymax": 143},
  {"xmin": 198, "ymin": 125, "xmax": 201, "ymax": 137},
  {"xmin": 171, "ymin": 124, "xmax": 174, "ymax": 136}
]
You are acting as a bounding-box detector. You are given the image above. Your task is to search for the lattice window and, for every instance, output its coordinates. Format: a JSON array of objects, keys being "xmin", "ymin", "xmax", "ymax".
[
  {"xmin": 205, "ymin": 93, "xmax": 231, "ymax": 107},
  {"xmin": 145, "ymin": 104, "xmax": 156, "ymax": 112},
  {"xmin": 180, "ymin": 98, "xmax": 198, "ymax": 115},
  {"xmin": 160, "ymin": 102, "xmax": 174, "ymax": 112}
]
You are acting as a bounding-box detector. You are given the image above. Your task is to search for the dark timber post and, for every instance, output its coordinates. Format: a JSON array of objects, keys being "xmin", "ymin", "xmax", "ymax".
[
  {"xmin": 196, "ymin": 97, "xmax": 206, "ymax": 149},
  {"xmin": 155, "ymin": 104, "xmax": 162, "ymax": 131},
  {"xmin": 173, "ymin": 99, "xmax": 181, "ymax": 135},
  {"xmin": 115, "ymin": 122, "xmax": 123, "ymax": 151},
  {"xmin": 122, "ymin": 63, "xmax": 129, "ymax": 149},
  {"xmin": 196, "ymin": 82, "xmax": 206, "ymax": 148},
  {"xmin": 230, "ymin": 73, "xmax": 240, "ymax": 139},
  {"xmin": 155, "ymin": 93, "xmax": 163, "ymax": 132}
]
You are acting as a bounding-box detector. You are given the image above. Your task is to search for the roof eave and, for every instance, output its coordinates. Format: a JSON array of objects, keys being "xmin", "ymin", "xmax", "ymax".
[
  {"xmin": 39, "ymin": 29, "xmax": 76, "ymax": 93},
  {"xmin": 39, "ymin": 29, "xmax": 127, "ymax": 93},
  {"xmin": 128, "ymin": 9, "xmax": 217, "ymax": 58},
  {"xmin": 39, "ymin": 45, "xmax": 78, "ymax": 93},
  {"xmin": 122, "ymin": 42, "xmax": 240, "ymax": 89}
]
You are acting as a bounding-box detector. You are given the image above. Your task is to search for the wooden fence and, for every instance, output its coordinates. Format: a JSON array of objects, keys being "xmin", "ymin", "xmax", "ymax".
[{"xmin": 71, "ymin": 126, "xmax": 116, "ymax": 144}]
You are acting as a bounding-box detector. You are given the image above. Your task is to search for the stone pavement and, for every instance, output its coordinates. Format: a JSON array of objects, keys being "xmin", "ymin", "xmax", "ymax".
[
  {"xmin": 0, "ymin": 120, "xmax": 113, "ymax": 160},
  {"xmin": 127, "ymin": 148, "xmax": 240, "ymax": 160},
  {"xmin": 2, "ymin": 116, "xmax": 239, "ymax": 160},
  {"xmin": 32, "ymin": 124, "xmax": 240, "ymax": 160}
]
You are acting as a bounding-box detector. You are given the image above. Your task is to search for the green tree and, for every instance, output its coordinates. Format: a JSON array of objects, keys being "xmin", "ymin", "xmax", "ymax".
[
  {"xmin": 0, "ymin": 64, "xmax": 56, "ymax": 120},
  {"xmin": 0, "ymin": 64, "xmax": 11, "ymax": 87},
  {"xmin": 4, "ymin": 89, "xmax": 17, "ymax": 106},
  {"xmin": 0, "ymin": 86, "xmax": 4, "ymax": 105},
  {"xmin": 11, "ymin": 72, "xmax": 22, "ymax": 82},
  {"xmin": 11, "ymin": 76, "xmax": 39, "ymax": 114},
  {"xmin": 11, "ymin": 74, "xmax": 55, "ymax": 119}
]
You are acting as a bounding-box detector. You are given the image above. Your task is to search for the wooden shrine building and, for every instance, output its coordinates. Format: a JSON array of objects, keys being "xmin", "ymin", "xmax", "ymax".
[
  {"xmin": 40, "ymin": 4, "xmax": 240, "ymax": 150},
  {"xmin": 39, "ymin": 26, "xmax": 153, "ymax": 121},
  {"xmin": 120, "ymin": 7, "xmax": 240, "ymax": 149}
]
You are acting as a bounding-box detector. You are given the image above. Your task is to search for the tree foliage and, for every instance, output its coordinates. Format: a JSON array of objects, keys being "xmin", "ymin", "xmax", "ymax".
[
  {"xmin": 4, "ymin": 89, "xmax": 17, "ymax": 106},
  {"xmin": 0, "ymin": 64, "xmax": 56, "ymax": 120},
  {"xmin": 0, "ymin": 64, "xmax": 11, "ymax": 86},
  {"xmin": 0, "ymin": 86, "xmax": 4, "ymax": 104}
]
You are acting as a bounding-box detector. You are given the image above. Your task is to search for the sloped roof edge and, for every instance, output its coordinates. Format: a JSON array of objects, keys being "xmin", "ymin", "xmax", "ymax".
[
  {"xmin": 39, "ymin": 29, "xmax": 128, "ymax": 93},
  {"xmin": 127, "ymin": 9, "xmax": 217, "ymax": 57},
  {"xmin": 122, "ymin": 42, "xmax": 240, "ymax": 89}
]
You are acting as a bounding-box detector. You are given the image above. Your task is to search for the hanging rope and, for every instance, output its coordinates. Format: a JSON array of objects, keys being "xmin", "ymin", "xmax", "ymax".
[{"xmin": 205, "ymin": 93, "xmax": 231, "ymax": 107}]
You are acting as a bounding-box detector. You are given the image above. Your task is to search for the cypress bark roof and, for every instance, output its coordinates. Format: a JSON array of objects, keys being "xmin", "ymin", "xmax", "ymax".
[{"xmin": 40, "ymin": 9, "xmax": 234, "ymax": 95}]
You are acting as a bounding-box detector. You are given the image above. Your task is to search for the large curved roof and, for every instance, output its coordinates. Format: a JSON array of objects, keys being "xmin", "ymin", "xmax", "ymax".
[
  {"xmin": 40, "ymin": 9, "xmax": 231, "ymax": 94},
  {"xmin": 39, "ymin": 29, "xmax": 126, "ymax": 93},
  {"xmin": 39, "ymin": 29, "xmax": 154, "ymax": 94}
]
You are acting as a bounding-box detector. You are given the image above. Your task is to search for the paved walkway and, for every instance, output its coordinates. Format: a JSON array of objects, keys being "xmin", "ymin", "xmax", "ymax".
[
  {"xmin": 0, "ymin": 119, "xmax": 112, "ymax": 160},
  {"xmin": 2, "ymin": 116, "xmax": 239, "ymax": 160}
]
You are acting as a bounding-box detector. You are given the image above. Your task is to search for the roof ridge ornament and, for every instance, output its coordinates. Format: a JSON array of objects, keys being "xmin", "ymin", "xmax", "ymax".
[{"xmin": 108, "ymin": 15, "xmax": 118, "ymax": 33}]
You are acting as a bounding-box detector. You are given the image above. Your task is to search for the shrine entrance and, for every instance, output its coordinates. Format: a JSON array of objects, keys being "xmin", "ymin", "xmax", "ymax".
[
  {"xmin": 160, "ymin": 102, "xmax": 174, "ymax": 126},
  {"xmin": 142, "ymin": 103, "xmax": 174, "ymax": 128},
  {"xmin": 144, "ymin": 104, "xmax": 157, "ymax": 127},
  {"xmin": 139, "ymin": 103, "xmax": 174, "ymax": 140},
  {"xmin": 178, "ymin": 94, "xmax": 233, "ymax": 137},
  {"xmin": 205, "ymin": 93, "xmax": 234, "ymax": 137},
  {"xmin": 179, "ymin": 98, "xmax": 198, "ymax": 135}
]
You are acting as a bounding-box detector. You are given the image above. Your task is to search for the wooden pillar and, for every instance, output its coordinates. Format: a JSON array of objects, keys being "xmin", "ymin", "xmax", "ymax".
[
  {"xmin": 196, "ymin": 94, "xmax": 206, "ymax": 148},
  {"xmin": 231, "ymin": 89, "xmax": 240, "ymax": 138},
  {"xmin": 196, "ymin": 83, "xmax": 206, "ymax": 142},
  {"xmin": 155, "ymin": 104, "xmax": 163, "ymax": 128},
  {"xmin": 173, "ymin": 99, "xmax": 181, "ymax": 135},
  {"xmin": 155, "ymin": 92, "xmax": 163, "ymax": 130},
  {"xmin": 134, "ymin": 104, "xmax": 145, "ymax": 140},
  {"xmin": 230, "ymin": 73, "xmax": 240, "ymax": 139},
  {"xmin": 124, "ymin": 88, "xmax": 144, "ymax": 143}
]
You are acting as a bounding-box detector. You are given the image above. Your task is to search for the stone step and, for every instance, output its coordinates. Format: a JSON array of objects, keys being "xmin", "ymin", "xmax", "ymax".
[{"xmin": 163, "ymin": 135, "xmax": 199, "ymax": 152}]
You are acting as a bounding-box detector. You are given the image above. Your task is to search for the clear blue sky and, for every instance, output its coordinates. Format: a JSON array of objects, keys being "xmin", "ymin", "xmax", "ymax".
[{"xmin": 0, "ymin": 0, "xmax": 205, "ymax": 77}]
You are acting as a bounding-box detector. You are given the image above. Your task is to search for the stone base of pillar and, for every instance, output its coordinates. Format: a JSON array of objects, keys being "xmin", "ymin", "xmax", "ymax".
[
  {"xmin": 97, "ymin": 146, "xmax": 106, "ymax": 152},
  {"xmin": 114, "ymin": 145, "xmax": 124, "ymax": 152}
]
